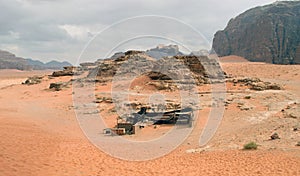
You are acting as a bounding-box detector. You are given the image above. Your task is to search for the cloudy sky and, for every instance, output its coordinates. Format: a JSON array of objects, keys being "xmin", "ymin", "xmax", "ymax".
[{"xmin": 0, "ymin": 0, "xmax": 277, "ymax": 64}]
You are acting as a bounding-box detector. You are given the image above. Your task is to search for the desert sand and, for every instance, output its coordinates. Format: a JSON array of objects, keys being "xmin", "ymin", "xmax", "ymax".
[{"xmin": 0, "ymin": 56, "xmax": 300, "ymax": 176}]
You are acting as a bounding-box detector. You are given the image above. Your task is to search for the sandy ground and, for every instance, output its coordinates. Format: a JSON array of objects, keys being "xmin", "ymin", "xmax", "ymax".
[
  {"xmin": 0, "ymin": 56, "xmax": 300, "ymax": 175},
  {"xmin": 0, "ymin": 70, "xmax": 53, "ymax": 89}
]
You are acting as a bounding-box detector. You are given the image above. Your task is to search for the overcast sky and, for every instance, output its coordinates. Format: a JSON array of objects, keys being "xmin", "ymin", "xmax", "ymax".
[{"xmin": 0, "ymin": 0, "xmax": 278, "ymax": 64}]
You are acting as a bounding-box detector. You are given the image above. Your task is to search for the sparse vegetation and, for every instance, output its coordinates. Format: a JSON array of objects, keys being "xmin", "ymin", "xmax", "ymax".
[{"xmin": 243, "ymin": 142, "xmax": 258, "ymax": 150}]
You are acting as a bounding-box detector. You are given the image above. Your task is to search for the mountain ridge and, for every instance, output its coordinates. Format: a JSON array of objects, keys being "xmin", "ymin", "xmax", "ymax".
[{"xmin": 0, "ymin": 50, "xmax": 72, "ymax": 70}]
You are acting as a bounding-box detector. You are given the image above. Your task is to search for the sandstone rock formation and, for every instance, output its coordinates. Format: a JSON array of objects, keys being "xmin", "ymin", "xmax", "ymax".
[
  {"xmin": 212, "ymin": 1, "xmax": 300, "ymax": 64},
  {"xmin": 227, "ymin": 77, "xmax": 282, "ymax": 91},
  {"xmin": 52, "ymin": 66, "xmax": 77, "ymax": 77},
  {"xmin": 87, "ymin": 51, "xmax": 224, "ymax": 86}
]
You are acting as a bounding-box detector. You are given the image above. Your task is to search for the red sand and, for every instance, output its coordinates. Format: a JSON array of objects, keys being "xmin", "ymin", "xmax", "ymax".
[{"xmin": 0, "ymin": 58, "xmax": 300, "ymax": 175}]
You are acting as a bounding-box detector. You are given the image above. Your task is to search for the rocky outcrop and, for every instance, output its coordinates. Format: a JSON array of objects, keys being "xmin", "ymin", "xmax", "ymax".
[
  {"xmin": 227, "ymin": 77, "xmax": 282, "ymax": 91},
  {"xmin": 87, "ymin": 51, "xmax": 223, "ymax": 86},
  {"xmin": 52, "ymin": 66, "xmax": 77, "ymax": 77},
  {"xmin": 212, "ymin": 1, "xmax": 300, "ymax": 64},
  {"xmin": 23, "ymin": 76, "xmax": 44, "ymax": 85}
]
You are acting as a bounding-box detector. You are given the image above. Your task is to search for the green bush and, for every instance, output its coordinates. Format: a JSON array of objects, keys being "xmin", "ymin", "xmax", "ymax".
[{"xmin": 243, "ymin": 142, "xmax": 258, "ymax": 150}]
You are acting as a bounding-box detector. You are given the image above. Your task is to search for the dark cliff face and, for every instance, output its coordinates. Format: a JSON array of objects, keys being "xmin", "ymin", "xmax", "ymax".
[{"xmin": 212, "ymin": 1, "xmax": 300, "ymax": 64}]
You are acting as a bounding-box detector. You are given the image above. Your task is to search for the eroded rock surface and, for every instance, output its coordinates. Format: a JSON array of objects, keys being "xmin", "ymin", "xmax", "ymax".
[{"xmin": 213, "ymin": 1, "xmax": 300, "ymax": 64}]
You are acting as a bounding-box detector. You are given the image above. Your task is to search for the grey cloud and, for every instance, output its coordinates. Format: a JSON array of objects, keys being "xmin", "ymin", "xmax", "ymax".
[{"xmin": 0, "ymin": 0, "xmax": 277, "ymax": 64}]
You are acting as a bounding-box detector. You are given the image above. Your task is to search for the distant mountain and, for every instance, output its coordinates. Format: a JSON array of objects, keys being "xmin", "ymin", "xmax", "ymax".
[
  {"xmin": 145, "ymin": 44, "xmax": 183, "ymax": 59},
  {"xmin": 44, "ymin": 60, "xmax": 72, "ymax": 69},
  {"xmin": 25, "ymin": 58, "xmax": 72, "ymax": 70},
  {"xmin": 190, "ymin": 49, "xmax": 210, "ymax": 56},
  {"xmin": 0, "ymin": 50, "xmax": 31, "ymax": 70},
  {"xmin": 25, "ymin": 58, "xmax": 46, "ymax": 70},
  {"xmin": 0, "ymin": 50, "xmax": 72, "ymax": 70},
  {"xmin": 212, "ymin": 1, "xmax": 300, "ymax": 64},
  {"xmin": 107, "ymin": 45, "xmax": 184, "ymax": 60}
]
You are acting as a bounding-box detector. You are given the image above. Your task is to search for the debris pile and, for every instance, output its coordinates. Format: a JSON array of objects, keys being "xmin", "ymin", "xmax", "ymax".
[{"xmin": 228, "ymin": 77, "xmax": 282, "ymax": 91}]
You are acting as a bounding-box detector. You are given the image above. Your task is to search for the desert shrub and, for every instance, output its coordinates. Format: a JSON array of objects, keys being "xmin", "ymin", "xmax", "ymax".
[{"xmin": 243, "ymin": 142, "xmax": 258, "ymax": 150}]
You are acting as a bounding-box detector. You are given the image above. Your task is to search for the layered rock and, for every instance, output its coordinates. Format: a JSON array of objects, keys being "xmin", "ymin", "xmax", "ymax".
[
  {"xmin": 52, "ymin": 66, "xmax": 78, "ymax": 77},
  {"xmin": 212, "ymin": 1, "xmax": 300, "ymax": 64},
  {"xmin": 227, "ymin": 77, "xmax": 282, "ymax": 91},
  {"xmin": 87, "ymin": 51, "xmax": 223, "ymax": 86}
]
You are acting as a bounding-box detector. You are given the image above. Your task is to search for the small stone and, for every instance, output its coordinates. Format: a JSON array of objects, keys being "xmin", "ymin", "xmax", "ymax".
[
  {"xmin": 244, "ymin": 96, "xmax": 251, "ymax": 99},
  {"xmin": 293, "ymin": 125, "xmax": 299, "ymax": 131},
  {"xmin": 270, "ymin": 132, "xmax": 280, "ymax": 140}
]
